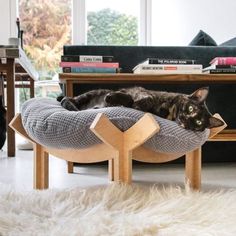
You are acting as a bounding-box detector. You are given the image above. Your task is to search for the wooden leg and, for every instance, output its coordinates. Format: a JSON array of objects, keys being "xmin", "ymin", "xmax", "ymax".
[
  {"xmin": 66, "ymin": 81, "xmax": 73, "ymax": 97},
  {"xmin": 108, "ymin": 159, "xmax": 114, "ymax": 181},
  {"xmin": 33, "ymin": 143, "xmax": 49, "ymax": 189},
  {"xmin": 185, "ymin": 148, "xmax": 201, "ymax": 190},
  {"xmin": 6, "ymin": 59, "xmax": 15, "ymax": 157},
  {"xmin": 67, "ymin": 161, "xmax": 74, "ymax": 173},
  {"xmin": 121, "ymin": 149, "xmax": 132, "ymax": 184},
  {"xmin": 90, "ymin": 113, "xmax": 159, "ymax": 184},
  {"xmin": 112, "ymin": 151, "xmax": 132, "ymax": 184}
]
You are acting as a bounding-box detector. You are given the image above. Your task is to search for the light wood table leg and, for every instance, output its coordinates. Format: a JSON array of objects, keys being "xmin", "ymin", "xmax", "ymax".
[
  {"xmin": 33, "ymin": 143, "xmax": 49, "ymax": 189},
  {"xmin": 67, "ymin": 161, "xmax": 74, "ymax": 173},
  {"xmin": 108, "ymin": 159, "xmax": 114, "ymax": 181},
  {"xmin": 185, "ymin": 148, "xmax": 201, "ymax": 190}
]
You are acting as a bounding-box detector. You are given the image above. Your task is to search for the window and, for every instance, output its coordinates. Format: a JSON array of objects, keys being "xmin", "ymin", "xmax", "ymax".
[
  {"xmin": 18, "ymin": 0, "xmax": 72, "ymax": 80},
  {"xmin": 86, "ymin": 0, "xmax": 140, "ymax": 46},
  {"xmin": 18, "ymin": 0, "xmax": 146, "ymax": 79}
]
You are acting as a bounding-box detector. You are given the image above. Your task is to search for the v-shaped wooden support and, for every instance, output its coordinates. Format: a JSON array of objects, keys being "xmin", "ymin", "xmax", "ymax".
[{"xmin": 90, "ymin": 113, "xmax": 160, "ymax": 183}]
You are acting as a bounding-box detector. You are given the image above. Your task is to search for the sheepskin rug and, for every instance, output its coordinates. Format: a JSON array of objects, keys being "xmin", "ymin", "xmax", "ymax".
[{"xmin": 0, "ymin": 183, "xmax": 236, "ymax": 236}]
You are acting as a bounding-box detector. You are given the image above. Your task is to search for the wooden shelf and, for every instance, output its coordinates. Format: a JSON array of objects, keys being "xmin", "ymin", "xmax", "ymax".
[{"xmin": 59, "ymin": 73, "xmax": 236, "ymax": 84}]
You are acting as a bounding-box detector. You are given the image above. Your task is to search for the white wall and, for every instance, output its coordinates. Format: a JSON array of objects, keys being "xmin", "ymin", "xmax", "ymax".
[
  {"xmin": 0, "ymin": 0, "xmax": 17, "ymax": 45},
  {"xmin": 1, "ymin": 0, "xmax": 236, "ymax": 46},
  {"xmin": 152, "ymin": 0, "xmax": 236, "ymax": 46}
]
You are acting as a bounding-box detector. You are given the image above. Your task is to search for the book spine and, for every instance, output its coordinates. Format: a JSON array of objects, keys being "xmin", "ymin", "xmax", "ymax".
[
  {"xmin": 62, "ymin": 67, "xmax": 118, "ymax": 73},
  {"xmin": 148, "ymin": 58, "xmax": 196, "ymax": 64},
  {"xmin": 215, "ymin": 65, "xmax": 236, "ymax": 69},
  {"xmin": 60, "ymin": 61, "xmax": 119, "ymax": 68},
  {"xmin": 133, "ymin": 64, "xmax": 202, "ymax": 74},
  {"xmin": 138, "ymin": 64, "xmax": 202, "ymax": 71},
  {"xmin": 204, "ymin": 69, "xmax": 236, "ymax": 74},
  {"xmin": 61, "ymin": 55, "xmax": 114, "ymax": 62},
  {"xmin": 210, "ymin": 57, "xmax": 236, "ymax": 65},
  {"xmin": 133, "ymin": 69, "xmax": 202, "ymax": 74}
]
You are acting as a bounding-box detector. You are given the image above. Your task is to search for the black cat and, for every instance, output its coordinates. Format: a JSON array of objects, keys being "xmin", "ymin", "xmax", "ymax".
[
  {"xmin": 0, "ymin": 95, "xmax": 6, "ymax": 150},
  {"xmin": 57, "ymin": 87, "xmax": 224, "ymax": 132}
]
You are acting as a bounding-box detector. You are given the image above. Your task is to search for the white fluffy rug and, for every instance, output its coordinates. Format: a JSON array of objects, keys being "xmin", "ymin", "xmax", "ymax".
[{"xmin": 0, "ymin": 183, "xmax": 236, "ymax": 236}]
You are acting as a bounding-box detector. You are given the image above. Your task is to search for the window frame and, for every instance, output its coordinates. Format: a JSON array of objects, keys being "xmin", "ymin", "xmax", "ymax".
[
  {"xmin": 15, "ymin": 0, "xmax": 151, "ymax": 45},
  {"xmin": 72, "ymin": 0, "xmax": 151, "ymax": 45}
]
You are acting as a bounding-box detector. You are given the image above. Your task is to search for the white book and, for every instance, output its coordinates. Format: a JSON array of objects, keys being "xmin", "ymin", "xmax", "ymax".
[
  {"xmin": 133, "ymin": 64, "xmax": 203, "ymax": 74},
  {"xmin": 79, "ymin": 55, "xmax": 105, "ymax": 62}
]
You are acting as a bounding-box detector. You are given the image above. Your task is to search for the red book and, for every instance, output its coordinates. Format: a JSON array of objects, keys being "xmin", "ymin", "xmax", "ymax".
[
  {"xmin": 59, "ymin": 61, "xmax": 119, "ymax": 68},
  {"xmin": 210, "ymin": 57, "xmax": 236, "ymax": 65}
]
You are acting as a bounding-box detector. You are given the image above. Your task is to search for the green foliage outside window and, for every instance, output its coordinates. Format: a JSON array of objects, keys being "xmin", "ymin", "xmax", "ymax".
[
  {"xmin": 19, "ymin": 1, "xmax": 138, "ymax": 79},
  {"xmin": 19, "ymin": 0, "xmax": 72, "ymax": 80},
  {"xmin": 87, "ymin": 8, "xmax": 138, "ymax": 45},
  {"xmin": 18, "ymin": 1, "xmax": 138, "ymax": 104}
]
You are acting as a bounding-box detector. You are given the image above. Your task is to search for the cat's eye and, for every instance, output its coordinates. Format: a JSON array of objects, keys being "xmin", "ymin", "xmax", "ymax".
[
  {"xmin": 196, "ymin": 120, "xmax": 202, "ymax": 126},
  {"xmin": 188, "ymin": 105, "xmax": 194, "ymax": 113}
]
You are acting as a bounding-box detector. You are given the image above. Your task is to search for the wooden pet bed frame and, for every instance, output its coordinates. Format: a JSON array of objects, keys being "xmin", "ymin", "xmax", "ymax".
[{"xmin": 10, "ymin": 112, "xmax": 226, "ymax": 190}]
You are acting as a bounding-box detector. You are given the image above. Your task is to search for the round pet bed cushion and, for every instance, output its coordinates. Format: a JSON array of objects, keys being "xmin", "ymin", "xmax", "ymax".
[{"xmin": 21, "ymin": 98, "xmax": 209, "ymax": 155}]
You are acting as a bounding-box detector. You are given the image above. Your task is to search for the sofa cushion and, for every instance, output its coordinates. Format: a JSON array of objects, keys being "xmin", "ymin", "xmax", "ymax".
[
  {"xmin": 220, "ymin": 37, "xmax": 236, "ymax": 46},
  {"xmin": 63, "ymin": 45, "xmax": 236, "ymax": 72},
  {"xmin": 189, "ymin": 30, "xmax": 217, "ymax": 46},
  {"xmin": 21, "ymin": 98, "xmax": 209, "ymax": 155}
]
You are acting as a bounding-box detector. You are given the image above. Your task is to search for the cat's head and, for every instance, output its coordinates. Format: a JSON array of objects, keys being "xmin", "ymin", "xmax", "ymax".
[{"xmin": 177, "ymin": 87, "xmax": 224, "ymax": 131}]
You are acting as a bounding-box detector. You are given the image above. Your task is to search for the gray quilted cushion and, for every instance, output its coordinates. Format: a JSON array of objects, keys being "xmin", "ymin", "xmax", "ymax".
[{"xmin": 21, "ymin": 98, "xmax": 209, "ymax": 154}]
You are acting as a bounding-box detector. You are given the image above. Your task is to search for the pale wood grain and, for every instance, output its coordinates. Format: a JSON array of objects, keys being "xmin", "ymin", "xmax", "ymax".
[
  {"xmin": 185, "ymin": 148, "xmax": 201, "ymax": 190},
  {"xmin": 9, "ymin": 111, "xmax": 227, "ymax": 190}
]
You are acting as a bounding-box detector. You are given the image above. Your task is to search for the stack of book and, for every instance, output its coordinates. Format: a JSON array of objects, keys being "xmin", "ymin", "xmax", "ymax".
[
  {"xmin": 132, "ymin": 58, "xmax": 202, "ymax": 74},
  {"xmin": 203, "ymin": 57, "xmax": 236, "ymax": 74},
  {"xmin": 60, "ymin": 55, "xmax": 120, "ymax": 73}
]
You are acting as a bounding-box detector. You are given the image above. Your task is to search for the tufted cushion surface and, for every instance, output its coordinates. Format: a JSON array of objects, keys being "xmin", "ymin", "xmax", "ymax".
[{"xmin": 21, "ymin": 98, "xmax": 209, "ymax": 155}]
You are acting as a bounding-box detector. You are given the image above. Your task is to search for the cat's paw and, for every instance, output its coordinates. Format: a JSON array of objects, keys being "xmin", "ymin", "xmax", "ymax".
[
  {"xmin": 61, "ymin": 97, "xmax": 79, "ymax": 111},
  {"xmin": 133, "ymin": 97, "xmax": 153, "ymax": 111},
  {"xmin": 105, "ymin": 92, "xmax": 133, "ymax": 107}
]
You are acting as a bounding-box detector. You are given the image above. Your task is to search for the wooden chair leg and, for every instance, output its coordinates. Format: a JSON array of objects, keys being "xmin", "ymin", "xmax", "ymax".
[
  {"xmin": 33, "ymin": 143, "xmax": 49, "ymax": 189},
  {"xmin": 67, "ymin": 161, "xmax": 74, "ymax": 173},
  {"xmin": 185, "ymin": 147, "xmax": 201, "ymax": 190}
]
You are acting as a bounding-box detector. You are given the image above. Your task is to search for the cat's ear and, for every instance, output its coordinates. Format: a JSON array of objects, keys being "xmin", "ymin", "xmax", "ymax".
[
  {"xmin": 208, "ymin": 116, "xmax": 225, "ymax": 128},
  {"xmin": 189, "ymin": 87, "xmax": 209, "ymax": 103}
]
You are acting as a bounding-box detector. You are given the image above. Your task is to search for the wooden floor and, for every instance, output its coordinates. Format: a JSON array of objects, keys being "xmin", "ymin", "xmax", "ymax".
[{"xmin": 0, "ymin": 139, "xmax": 235, "ymax": 191}]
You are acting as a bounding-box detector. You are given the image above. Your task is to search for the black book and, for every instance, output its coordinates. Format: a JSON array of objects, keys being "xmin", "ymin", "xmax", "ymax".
[
  {"xmin": 203, "ymin": 68, "xmax": 236, "ymax": 74},
  {"xmin": 209, "ymin": 65, "xmax": 236, "ymax": 69},
  {"xmin": 61, "ymin": 55, "xmax": 114, "ymax": 62},
  {"xmin": 145, "ymin": 58, "xmax": 196, "ymax": 65}
]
